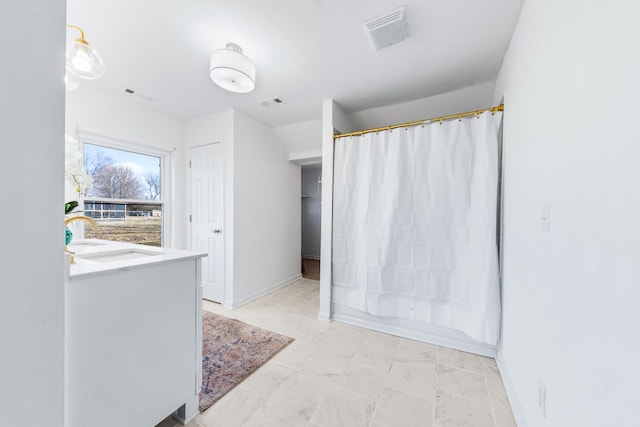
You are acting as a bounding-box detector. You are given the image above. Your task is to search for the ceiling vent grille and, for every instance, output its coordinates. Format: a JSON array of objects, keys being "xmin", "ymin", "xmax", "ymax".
[
  {"xmin": 260, "ymin": 97, "xmax": 285, "ymax": 107},
  {"xmin": 124, "ymin": 88, "xmax": 154, "ymax": 102},
  {"xmin": 363, "ymin": 6, "xmax": 410, "ymax": 50}
]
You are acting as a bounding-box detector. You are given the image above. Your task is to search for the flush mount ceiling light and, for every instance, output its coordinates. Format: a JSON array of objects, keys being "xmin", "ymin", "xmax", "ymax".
[
  {"xmin": 209, "ymin": 43, "xmax": 256, "ymax": 93},
  {"xmin": 66, "ymin": 25, "xmax": 105, "ymax": 81}
]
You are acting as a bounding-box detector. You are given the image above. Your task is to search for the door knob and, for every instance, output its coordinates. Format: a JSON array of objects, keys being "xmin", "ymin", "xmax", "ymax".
[{"xmin": 213, "ymin": 229, "xmax": 222, "ymax": 234}]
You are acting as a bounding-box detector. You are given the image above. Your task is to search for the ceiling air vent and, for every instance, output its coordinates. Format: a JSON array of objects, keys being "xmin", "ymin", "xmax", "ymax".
[
  {"xmin": 124, "ymin": 88, "xmax": 154, "ymax": 102},
  {"xmin": 363, "ymin": 6, "xmax": 410, "ymax": 50},
  {"xmin": 260, "ymin": 97, "xmax": 285, "ymax": 107}
]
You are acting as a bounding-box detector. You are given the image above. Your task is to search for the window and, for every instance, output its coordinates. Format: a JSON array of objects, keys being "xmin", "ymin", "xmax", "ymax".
[{"xmin": 80, "ymin": 139, "xmax": 169, "ymax": 247}]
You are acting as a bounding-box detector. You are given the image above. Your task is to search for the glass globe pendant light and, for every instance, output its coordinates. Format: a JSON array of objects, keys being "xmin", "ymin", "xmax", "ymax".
[
  {"xmin": 64, "ymin": 67, "xmax": 80, "ymax": 91},
  {"xmin": 66, "ymin": 25, "xmax": 105, "ymax": 80}
]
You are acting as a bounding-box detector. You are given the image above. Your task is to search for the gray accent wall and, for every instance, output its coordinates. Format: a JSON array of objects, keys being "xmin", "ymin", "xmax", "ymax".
[{"xmin": 1, "ymin": 1, "xmax": 66, "ymax": 425}]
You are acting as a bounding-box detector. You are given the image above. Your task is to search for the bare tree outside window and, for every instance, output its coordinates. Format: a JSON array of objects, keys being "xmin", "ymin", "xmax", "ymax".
[
  {"xmin": 92, "ymin": 164, "xmax": 144, "ymax": 199},
  {"xmin": 81, "ymin": 142, "xmax": 164, "ymax": 246},
  {"xmin": 84, "ymin": 144, "xmax": 160, "ymax": 201},
  {"xmin": 85, "ymin": 151, "xmax": 114, "ymax": 176},
  {"xmin": 144, "ymin": 172, "xmax": 161, "ymax": 200}
]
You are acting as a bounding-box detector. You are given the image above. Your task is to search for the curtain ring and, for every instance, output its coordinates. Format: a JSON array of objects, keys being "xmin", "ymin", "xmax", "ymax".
[
  {"xmin": 458, "ymin": 115, "xmax": 462, "ymax": 122},
  {"xmin": 439, "ymin": 118, "xmax": 443, "ymax": 125}
]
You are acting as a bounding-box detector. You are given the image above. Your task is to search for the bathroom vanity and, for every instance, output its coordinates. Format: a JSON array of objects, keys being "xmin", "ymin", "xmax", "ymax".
[{"xmin": 65, "ymin": 239, "xmax": 206, "ymax": 427}]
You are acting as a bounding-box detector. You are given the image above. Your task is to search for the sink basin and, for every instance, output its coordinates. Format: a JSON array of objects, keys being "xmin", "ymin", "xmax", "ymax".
[{"xmin": 75, "ymin": 249, "xmax": 161, "ymax": 263}]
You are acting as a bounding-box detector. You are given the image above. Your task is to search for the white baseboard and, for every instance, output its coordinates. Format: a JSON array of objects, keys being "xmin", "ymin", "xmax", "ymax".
[
  {"xmin": 332, "ymin": 305, "xmax": 496, "ymax": 358},
  {"xmin": 302, "ymin": 254, "xmax": 321, "ymax": 260},
  {"xmin": 317, "ymin": 310, "xmax": 331, "ymax": 321},
  {"xmin": 496, "ymin": 350, "xmax": 527, "ymax": 427},
  {"xmin": 226, "ymin": 274, "xmax": 302, "ymax": 309}
]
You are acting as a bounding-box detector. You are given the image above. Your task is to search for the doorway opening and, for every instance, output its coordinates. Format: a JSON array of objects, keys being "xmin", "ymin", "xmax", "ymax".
[{"xmin": 301, "ymin": 163, "xmax": 322, "ymax": 280}]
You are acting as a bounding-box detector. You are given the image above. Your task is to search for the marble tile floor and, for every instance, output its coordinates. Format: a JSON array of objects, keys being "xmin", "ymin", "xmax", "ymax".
[{"xmin": 157, "ymin": 278, "xmax": 516, "ymax": 427}]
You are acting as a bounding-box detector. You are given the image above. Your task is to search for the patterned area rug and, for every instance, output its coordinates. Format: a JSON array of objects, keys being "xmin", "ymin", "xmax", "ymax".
[{"xmin": 200, "ymin": 310, "xmax": 294, "ymax": 412}]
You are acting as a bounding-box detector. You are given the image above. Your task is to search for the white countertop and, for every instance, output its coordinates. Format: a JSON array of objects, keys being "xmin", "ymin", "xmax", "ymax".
[{"xmin": 67, "ymin": 239, "xmax": 207, "ymax": 280}]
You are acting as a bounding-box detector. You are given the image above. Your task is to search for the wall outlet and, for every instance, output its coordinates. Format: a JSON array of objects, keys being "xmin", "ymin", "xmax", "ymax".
[{"xmin": 538, "ymin": 378, "xmax": 547, "ymax": 418}]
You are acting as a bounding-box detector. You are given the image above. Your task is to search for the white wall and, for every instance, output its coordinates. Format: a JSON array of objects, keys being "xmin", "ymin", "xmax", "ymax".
[
  {"xmin": 185, "ymin": 109, "xmax": 300, "ymax": 308},
  {"xmin": 493, "ymin": 1, "xmax": 640, "ymax": 426},
  {"xmin": 274, "ymin": 83, "xmax": 495, "ymax": 166},
  {"xmin": 348, "ymin": 81, "xmax": 496, "ymax": 130},
  {"xmin": 301, "ymin": 166, "xmax": 322, "ymax": 259},
  {"xmin": 185, "ymin": 110, "xmax": 235, "ymax": 303},
  {"xmin": 65, "ymin": 84, "xmax": 188, "ymax": 247},
  {"xmin": 233, "ymin": 110, "xmax": 301, "ymax": 305},
  {"xmin": 273, "ymin": 119, "xmax": 322, "ymax": 163},
  {"xmin": 319, "ymin": 99, "xmax": 356, "ymax": 320},
  {"xmin": 0, "ymin": 0, "xmax": 65, "ymax": 424}
]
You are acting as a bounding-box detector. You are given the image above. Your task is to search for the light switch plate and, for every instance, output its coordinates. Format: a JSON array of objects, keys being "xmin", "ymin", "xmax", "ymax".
[
  {"xmin": 540, "ymin": 203, "xmax": 551, "ymax": 232},
  {"xmin": 538, "ymin": 378, "xmax": 547, "ymax": 417}
]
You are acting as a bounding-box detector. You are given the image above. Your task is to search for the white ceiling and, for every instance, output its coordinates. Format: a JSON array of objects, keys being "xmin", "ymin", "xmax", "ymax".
[{"xmin": 67, "ymin": 0, "xmax": 523, "ymax": 128}]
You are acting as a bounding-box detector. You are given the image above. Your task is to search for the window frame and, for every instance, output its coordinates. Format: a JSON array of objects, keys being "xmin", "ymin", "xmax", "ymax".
[{"xmin": 77, "ymin": 131, "xmax": 173, "ymax": 247}]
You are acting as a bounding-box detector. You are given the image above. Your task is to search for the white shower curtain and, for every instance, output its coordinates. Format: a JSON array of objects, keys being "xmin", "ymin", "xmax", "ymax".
[{"xmin": 332, "ymin": 111, "xmax": 503, "ymax": 345}]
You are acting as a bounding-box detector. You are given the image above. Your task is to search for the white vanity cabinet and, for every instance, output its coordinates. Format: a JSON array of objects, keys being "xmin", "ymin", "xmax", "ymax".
[{"xmin": 65, "ymin": 240, "xmax": 205, "ymax": 427}]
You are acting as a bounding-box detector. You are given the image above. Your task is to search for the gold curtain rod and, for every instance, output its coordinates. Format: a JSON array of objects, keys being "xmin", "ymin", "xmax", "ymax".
[{"xmin": 334, "ymin": 104, "xmax": 504, "ymax": 139}]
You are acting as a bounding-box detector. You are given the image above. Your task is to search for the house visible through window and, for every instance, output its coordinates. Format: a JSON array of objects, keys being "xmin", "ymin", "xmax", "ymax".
[{"xmin": 82, "ymin": 142, "xmax": 165, "ymax": 247}]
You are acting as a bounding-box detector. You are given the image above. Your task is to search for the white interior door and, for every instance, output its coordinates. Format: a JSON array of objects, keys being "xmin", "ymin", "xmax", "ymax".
[{"xmin": 190, "ymin": 143, "xmax": 224, "ymax": 302}]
